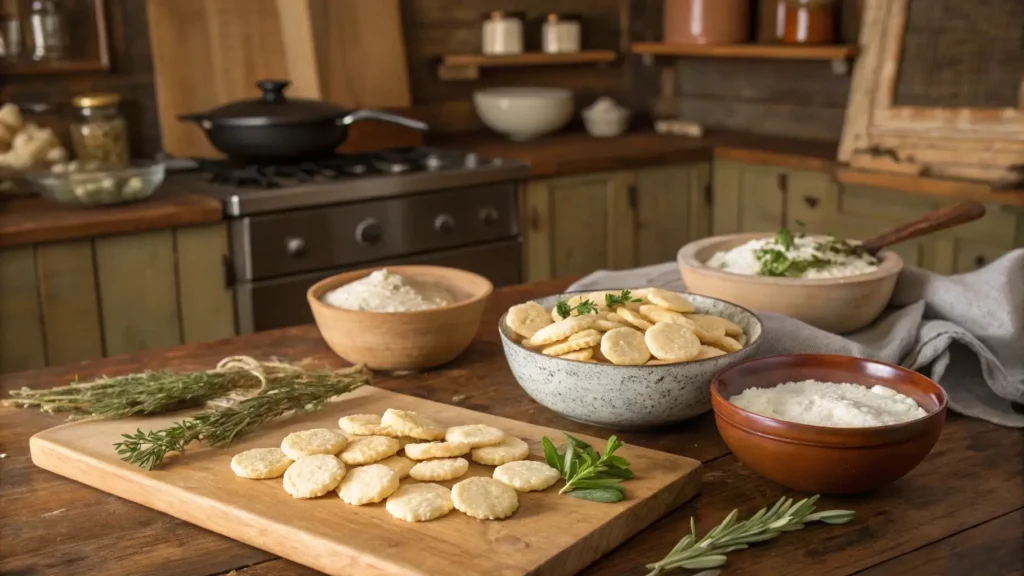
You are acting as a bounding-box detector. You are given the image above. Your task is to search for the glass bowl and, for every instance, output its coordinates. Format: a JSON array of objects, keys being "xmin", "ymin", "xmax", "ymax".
[{"xmin": 28, "ymin": 160, "xmax": 165, "ymax": 207}]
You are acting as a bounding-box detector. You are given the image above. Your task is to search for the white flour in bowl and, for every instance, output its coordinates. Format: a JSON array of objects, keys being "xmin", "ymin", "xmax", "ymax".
[
  {"xmin": 322, "ymin": 269, "xmax": 454, "ymax": 312},
  {"xmin": 729, "ymin": 379, "xmax": 928, "ymax": 427}
]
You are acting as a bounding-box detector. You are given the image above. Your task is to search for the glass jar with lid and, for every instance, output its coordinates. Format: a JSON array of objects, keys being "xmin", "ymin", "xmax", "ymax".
[
  {"xmin": 70, "ymin": 93, "xmax": 130, "ymax": 167},
  {"xmin": 542, "ymin": 14, "xmax": 581, "ymax": 54},
  {"xmin": 482, "ymin": 10, "xmax": 524, "ymax": 55},
  {"xmin": 782, "ymin": 0, "xmax": 837, "ymax": 45},
  {"xmin": 27, "ymin": 0, "xmax": 67, "ymax": 61}
]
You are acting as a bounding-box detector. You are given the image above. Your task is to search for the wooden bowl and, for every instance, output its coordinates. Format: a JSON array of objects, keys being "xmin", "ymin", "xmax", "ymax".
[
  {"xmin": 307, "ymin": 266, "xmax": 493, "ymax": 371},
  {"xmin": 711, "ymin": 354, "xmax": 947, "ymax": 494},
  {"xmin": 677, "ymin": 233, "xmax": 903, "ymax": 333}
]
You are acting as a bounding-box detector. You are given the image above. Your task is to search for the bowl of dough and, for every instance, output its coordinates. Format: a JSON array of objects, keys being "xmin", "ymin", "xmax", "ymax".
[
  {"xmin": 678, "ymin": 230, "xmax": 903, "ymax": 334},
  {"xmin": 498, "ymin": 287, "xmax": 764, "ymax": 430},
  {"xmin": 28, "ymin": 160, "xmax": 166, "ymax": 207},
  {"xmin": 307, "ymin": 266, "xmax": 494, "ymax": 372}
]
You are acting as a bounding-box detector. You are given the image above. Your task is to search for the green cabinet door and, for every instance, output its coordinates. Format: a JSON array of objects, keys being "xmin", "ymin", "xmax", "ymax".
[
  {"xmin": 713, "ymin": 160, "xmax": 786, "ymax": 235},
  {"xmin": 633, "ymin": 163, "xmax": 711, "ymax": 266}
]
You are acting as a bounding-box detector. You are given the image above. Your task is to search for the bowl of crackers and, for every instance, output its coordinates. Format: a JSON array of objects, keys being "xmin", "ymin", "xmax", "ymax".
[{"xmin": 498, "ymin": 288, "xmax": 764, "ymax": 430}]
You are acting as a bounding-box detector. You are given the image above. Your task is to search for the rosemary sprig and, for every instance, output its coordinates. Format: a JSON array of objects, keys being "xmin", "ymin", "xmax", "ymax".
[
  {"xmin": 644, "ymin": 495, "xmax": 855, "ymax": 574},
  {"xmin": 605, "ymin": 289, "xmax": 642, "ymax": 308},
  {"xmin": 541, "ymin": 433, "xmax": 634, "ymax": 503},
  {"xmin": 114, "ymin": 364, "xmax": 370, "ymax": 470},
  {"xmin": 555, "ymin": 297, "xmax": 600, "ymax": 319}
]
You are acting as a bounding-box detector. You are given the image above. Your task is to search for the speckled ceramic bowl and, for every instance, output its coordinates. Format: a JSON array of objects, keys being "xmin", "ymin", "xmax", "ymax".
[{"xmin": 498, "ymin": 291, "xmax": 764, "ymax": 430}]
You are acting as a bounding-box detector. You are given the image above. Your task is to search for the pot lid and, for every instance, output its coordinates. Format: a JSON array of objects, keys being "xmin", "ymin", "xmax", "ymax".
[{"xmin": 200, "ymin": 80, "xmax": 347, "ymax": 126}]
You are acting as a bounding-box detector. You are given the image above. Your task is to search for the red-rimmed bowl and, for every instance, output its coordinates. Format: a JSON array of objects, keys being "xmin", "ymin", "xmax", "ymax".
[{"xmin": 711, "ymin": 354, "xmax": 947, "ymax": 494}]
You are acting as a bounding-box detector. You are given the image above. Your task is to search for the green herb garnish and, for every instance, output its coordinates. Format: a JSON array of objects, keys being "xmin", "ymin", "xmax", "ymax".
[
  {"xmin": 555, "ymin": 299, "xmax": 573, "ymax": 319},
  {"xmin": 774, "ymin": 228, "xmax": 796, "ymax": 250},
  {"xmin": 541, "ymin": 433, "xmax": 634, "ymax": 503},
  {"xmin": 555, "ymin": 297, "xmax": 600, "ymax": 319},
  {"xmin": 605, "ymin": 289, "xmax": 642, "ymax": 308},
  {"xmin": 644, "ymin": 495, "xmax": 855, "ymax": 574}
]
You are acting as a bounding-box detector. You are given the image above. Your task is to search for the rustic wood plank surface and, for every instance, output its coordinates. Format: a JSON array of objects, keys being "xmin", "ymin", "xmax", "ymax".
[
  {"xmin": 0, "ymin": 188, "xmax": 223, "ymax": 249},
  {"xmin": 1, "ymin": 280, "xmax": 1022, "ymax": 576}
]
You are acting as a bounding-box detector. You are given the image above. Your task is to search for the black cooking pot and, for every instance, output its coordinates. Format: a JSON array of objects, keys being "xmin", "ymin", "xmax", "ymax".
[{"xmin": 179, "ymin": 80, "xmax": 428, "ymax": 161}]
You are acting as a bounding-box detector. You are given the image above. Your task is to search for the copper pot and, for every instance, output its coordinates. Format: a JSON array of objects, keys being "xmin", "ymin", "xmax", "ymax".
[{"xmin": 663, "ymin": 0, "xmax": 751, "ymax": 45}]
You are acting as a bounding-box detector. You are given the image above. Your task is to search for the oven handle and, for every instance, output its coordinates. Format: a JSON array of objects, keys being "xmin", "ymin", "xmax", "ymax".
[{"xmin": 222, "ymin": 255, "xmax": 236, "ymax": 288}]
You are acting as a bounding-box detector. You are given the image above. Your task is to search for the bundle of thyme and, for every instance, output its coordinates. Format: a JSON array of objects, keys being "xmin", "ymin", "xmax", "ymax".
[
  {"xmin": 115, "ymin": 363, "xmax": 370, "ymax": 470},
  {"xmin": 645, "ymin": 495, "xmax": 855, "ymax": 574}
]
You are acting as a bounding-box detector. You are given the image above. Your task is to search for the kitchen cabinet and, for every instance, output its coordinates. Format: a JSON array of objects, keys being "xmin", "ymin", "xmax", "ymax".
[
  {"xmin": 0, "ymin": 223, "xmax": 235, "ymax": 374},
  {"xmin": 521, "ymin": 163, "xmax": 711, "ymax": 281},
  {"xmin": 712, "ymin": 160, "xmax": 787, "ymax": 234}
]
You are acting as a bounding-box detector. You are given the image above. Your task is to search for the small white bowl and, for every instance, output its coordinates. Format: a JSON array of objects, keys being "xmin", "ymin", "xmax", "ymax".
[
  {"xmin": 473, "ymin": 87, "xmax": 573, "ymax": 141},
  {"xmin": 582, "ymin": 109, "xmax": 631, "ymax": 138}
]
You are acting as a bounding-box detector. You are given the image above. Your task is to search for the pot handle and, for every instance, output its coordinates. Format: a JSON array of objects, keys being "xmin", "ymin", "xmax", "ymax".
[
  {"xmin": 177, "ymin": 113, "xmax": 212, "ymax": 128},
  {"xmin": 339, "ymin": 109, "xmax": 428, "ymax": 131}
]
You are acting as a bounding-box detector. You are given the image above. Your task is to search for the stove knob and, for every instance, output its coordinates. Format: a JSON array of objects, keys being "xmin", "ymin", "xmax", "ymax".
[
  {"xmin": 355, "ymin": 218, "xmax": 383, "ymax": 246},
  {"xmin": 285, "ymin": 236, "xmax": 306, "ymax": 257},
  {"xmin": 479, "ymin": 207, "xmax": 499, "ymax": 226},
  {"xmin": 434, "ymin": 214, "xmax": 456, "ymax": 234}
]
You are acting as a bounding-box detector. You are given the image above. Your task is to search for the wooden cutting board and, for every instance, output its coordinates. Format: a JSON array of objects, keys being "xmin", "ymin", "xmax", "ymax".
[{"xmin": 30, "ymin": 386, "xmax": 701, "ymax": 576}]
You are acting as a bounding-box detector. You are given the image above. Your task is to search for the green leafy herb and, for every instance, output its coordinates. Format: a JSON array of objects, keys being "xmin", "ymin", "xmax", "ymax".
[
  {"xmin": 773, "ymin": 228, "xmax": 796, "ymax": 251},
  {"xmin": 754, "ymin": 247, "xmax": 831, "ymax": 277},
  {"xmin": 555, "ymin": 297, "xmax": 600, "ymax": 319},
  {"xmin": 644, "ymin": 495, "xmax": 856, "ymax": 575},
  {"xmin": 605, "ymin": 289, "xmax": 643, "ymax": 308},
  {"xmin": 542, "ymin": 432, "xmax": 634, "ymax": 503}
]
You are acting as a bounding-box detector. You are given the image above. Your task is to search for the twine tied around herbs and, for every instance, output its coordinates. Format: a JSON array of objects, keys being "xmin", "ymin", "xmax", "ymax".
[{"xmin": 205, "ymin": 356, "xmax": 310, "ymax": 410}]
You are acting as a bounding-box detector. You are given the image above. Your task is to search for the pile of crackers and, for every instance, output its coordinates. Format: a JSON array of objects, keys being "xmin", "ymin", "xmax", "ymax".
[
  {"xmin": 505, "ymin": 288, "xmax": 747, "ymax": 365},
  {"xmin": 230, "ymin": 408, "xmax": 560, "ymax": 522}
]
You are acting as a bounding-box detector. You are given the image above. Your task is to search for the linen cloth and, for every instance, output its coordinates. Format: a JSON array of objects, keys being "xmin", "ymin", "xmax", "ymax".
[{"xmin": 567, "ymin": 249, "xmax": 1024, "ymax": 427}]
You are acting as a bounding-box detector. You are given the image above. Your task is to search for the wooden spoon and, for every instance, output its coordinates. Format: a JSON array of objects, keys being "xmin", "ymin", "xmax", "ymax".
[{"xmin": 860, "ymin": 201, "xmax": 986, "ymax": 256}]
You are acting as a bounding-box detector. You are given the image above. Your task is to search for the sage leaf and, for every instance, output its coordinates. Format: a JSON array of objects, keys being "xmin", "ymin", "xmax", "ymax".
[
  {"xmin": 598, "ymin": 466, "xmax": 635, "ymax": 480},
  {"xmin": 541, "ymin": 437, "xmax": 562, "ymax": 473},
  {"xmin": 569, "ymin": 478, "xmax": 623, "ymax": 491},
  {"xmin": 566, "ymin": 488, "xmax": 625, "ymax": 503}
]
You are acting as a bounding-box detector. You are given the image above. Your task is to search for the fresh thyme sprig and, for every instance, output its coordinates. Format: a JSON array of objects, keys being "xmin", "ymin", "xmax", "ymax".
[
  {"xmin": 555, "ymin": 297, "xmax": 599, "ymax": 319},
  {"xmin": 644, "ymin": 495, "xmax": 855, "ymax": 574},
  {"xmin": 605, "ymin": 289, "xmax": 642, "ymax": 308},
  {"xmin": 114, "ymin": 364, "xmax": 370, "ymax": 470},
  {"xmin": 542, "ymin": 433, "xmax": 634, "ymax": 503}
]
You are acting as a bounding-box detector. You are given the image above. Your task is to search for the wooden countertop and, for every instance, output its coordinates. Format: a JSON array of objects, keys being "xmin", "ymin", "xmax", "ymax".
[
  {"xmin": 0, "ymin": 182, "xmax": 223, "ymax": 248},
  {"xmin": 2, "ymin": 279, "xmax": 1021, "ymax": 576}
]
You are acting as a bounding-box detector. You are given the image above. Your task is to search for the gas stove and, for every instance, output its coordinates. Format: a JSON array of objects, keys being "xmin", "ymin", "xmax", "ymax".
[{"xmin": 187, "ymin": 147, "xmax": 529, "ymax": 217}]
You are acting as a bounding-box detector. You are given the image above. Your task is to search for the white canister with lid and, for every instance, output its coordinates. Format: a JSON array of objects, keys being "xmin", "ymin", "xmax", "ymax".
[
  {"xmin": 482, "ymin": 11, "xmax": 524, "ymax": 55},
  {"xmin": 542, "ymin": 14, "xmax": 581, "ymax": 54}
]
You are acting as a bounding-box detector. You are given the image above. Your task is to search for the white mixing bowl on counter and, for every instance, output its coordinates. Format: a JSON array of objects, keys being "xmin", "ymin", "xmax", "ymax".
[{"xmin": 473, "ymin": 87, "xmax": 573, "ymax": 141}]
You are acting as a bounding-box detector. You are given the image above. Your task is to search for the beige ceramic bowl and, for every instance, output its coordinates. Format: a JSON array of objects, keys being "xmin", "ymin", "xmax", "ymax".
[
  {"xmin": 307, "ymin": 266, "xmax": 493, "ymax": 371},
  {"xmin": 473, "ymin": 87, "xmax": 573, "ymax": 141},
  {"xmin": 677, "ymin": 233, "xmax": 903, "ymax": 334}
]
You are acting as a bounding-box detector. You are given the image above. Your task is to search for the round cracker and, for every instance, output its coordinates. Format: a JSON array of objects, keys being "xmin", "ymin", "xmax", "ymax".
[
  {"xmin": 600, "ymin": 327, "xmax": 651, "ymax": 366},
  {"xmin": 710, "ymin": 335, "xmax": 744, "ymax": 353},
  {"xmin": 230, "ymin": 448, "xmax": 293, "ymax": 479},
  {"xmin": 409, "ymin": 457, "xmax": 469, "ymax": 481},
  {"xmin": 336, "ymin": 463, "xmax": 399, "ymax": 505},
  {"xmin": 593, "ymin": 318, "xmax": 628, "ymax": 332},
  {"xmin": 381, "ymin": 408, "xmax": 445, "ymax": 440},
  {"xmin": 493, "ymin": 460, "xmax": 561, "ymax": 492},
  {"xmin": 559, "ymin": 348, "xmax": 594, "ymax": 361},
  {"xmin": 445, "ymin": 424, "xmax": 505, "ymax": 448},
  {"xmin": 338, "ymin": 414, "xmax": 396, "ymax": 437},
  {"xmin": 645, "ymin": 322, "xmax": 700, "ymax": 361},
  {"xmin": 735, "ymin": 332, "xmax": 748, "ymax": 346},
  {"xmin": 404, "ymin": 440, "xmax": 470, "ymax": 460},
  {"xmin": 470, "ymin": 436, "xmax": 530, "ymax": 466},
  {"xmin": 339, "ymin": 435, "xmax": 401, "ymax": 465},
  {"xmin": 645, "ymin": 358, "xmax": 678, "ymax": 365},
  {"xmin": 282, "ymin": 454, "xmax": 346, "ymax": 499},
  {"xmin": 695, "ymin": 345, "xmax": 727, "ymax": 360},
  {"xmin": 541, "ymin": 329, "xmax": 602, "ymax": 356},
  {"xmin": 528, "ymin": 316, "xmax": 596, "ymax": 346},
  {"xmin": 505, "ymin": 302, "xmax": 553, "ymax": 338},
  {"xmin": 686, "ymin": 313, "xmax": 743, "ymax": 337},
  {"xmin": 377, "ymin": 454, "xmax": 415, "ymax": 479},
  {"xmin": 386, "ymin": 483, "xmax": 453, "ymax": 522},
  {"xmin": 638, "ymin": 304, "xmax": 697, "ymax": 327},
  {"xmin": 682, "ymin": 314, "xmax": 727, "ymax": 341},
  {"xmin": 646, "ymin": 288, "xmax": 695, "ymax": 313},
  {"xmin": 280, "ymin": 428, "xmax": 348, "ymax": 460},
  {"xmin": 452, "ymin": 477, "xmax": 519, "ymax": 520},
  {"xmin": 614, "ymin": 307, "xmax": 653, "ymax": 331}
]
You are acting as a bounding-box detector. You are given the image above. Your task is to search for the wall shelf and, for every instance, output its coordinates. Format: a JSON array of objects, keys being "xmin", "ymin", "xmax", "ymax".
[
  {"xmin": 2, "ymin": 60, "xmax": 110, "ymax": 76},
  {"xmin": 631, "ymin": 43, "xmax": 857, "ymax": 73},
  {"xmin": 437, "ymin": 50, "xmax": 617, "ymax": 81}
]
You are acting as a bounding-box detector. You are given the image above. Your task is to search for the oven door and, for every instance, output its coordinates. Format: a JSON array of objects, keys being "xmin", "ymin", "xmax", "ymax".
[{"xmin": 234, "ymin": 239, "xmax": 523, "ymax": 334}]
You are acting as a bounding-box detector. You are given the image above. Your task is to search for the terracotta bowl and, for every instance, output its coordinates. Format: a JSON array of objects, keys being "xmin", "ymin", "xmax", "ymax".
[
  {"xmin": 711, "ymin": 354, "xmax": 947, "ymax": 495},
  {"xmin": 677, "ymin": 233, "xmax": 903, "ymax": 334},
  {"xmin": 307, "ymin": 266, "xmax": 493, "ymax": 371},
  {"xmin": 499, "ymin": 291, "xmax": 764, "ymax": 430}
]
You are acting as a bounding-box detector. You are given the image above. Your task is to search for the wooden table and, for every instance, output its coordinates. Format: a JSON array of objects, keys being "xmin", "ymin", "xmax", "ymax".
[{"xmin": 2, "ymin": 279, "xmax": 1022, "ymax": 576}]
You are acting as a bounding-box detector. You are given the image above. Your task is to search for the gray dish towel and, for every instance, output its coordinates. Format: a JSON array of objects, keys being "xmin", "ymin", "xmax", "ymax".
[{"xmin": 567, "ymin": 249, "xmax": 1024, "ymax": 427}]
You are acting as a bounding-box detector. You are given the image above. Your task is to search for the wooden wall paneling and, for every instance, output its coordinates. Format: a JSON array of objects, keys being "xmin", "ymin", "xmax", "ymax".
[
  {"xmin": 634, "ymin": 164, "xmax": 697, "ymax": 265},
  {"xmin": 95, "ymin": 230, "xmax": 181, "ymax": 356},
  {"xmin": 175, "ymin": 224, "xmax": 236, "ymax": 344},
  {"xmin": 274, "ymin": 0, "xmax": 325, "ymax": 99},
  {"xmin": 34, "ymin": 240, "xmax": 104, "ymax": 365},
  {"xmin": 0, "ymin": 247, "xmax": 46, "ymax": 373},
  {"xmin": 521, "ymin": 180, "xmax": 553, "ymax": 282}
]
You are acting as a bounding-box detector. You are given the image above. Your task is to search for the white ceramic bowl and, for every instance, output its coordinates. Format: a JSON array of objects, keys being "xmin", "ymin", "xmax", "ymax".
[
  {"xmin": 473, "ymin": 87, "xmax": 573, "ymax": 141},
  {"xmin": 582, "ymin": 109, "xmax": 631, "ymax": 138},
  {"xmin": 499, "ymin": 291, "xmax": 764, "ymax": 430}
]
